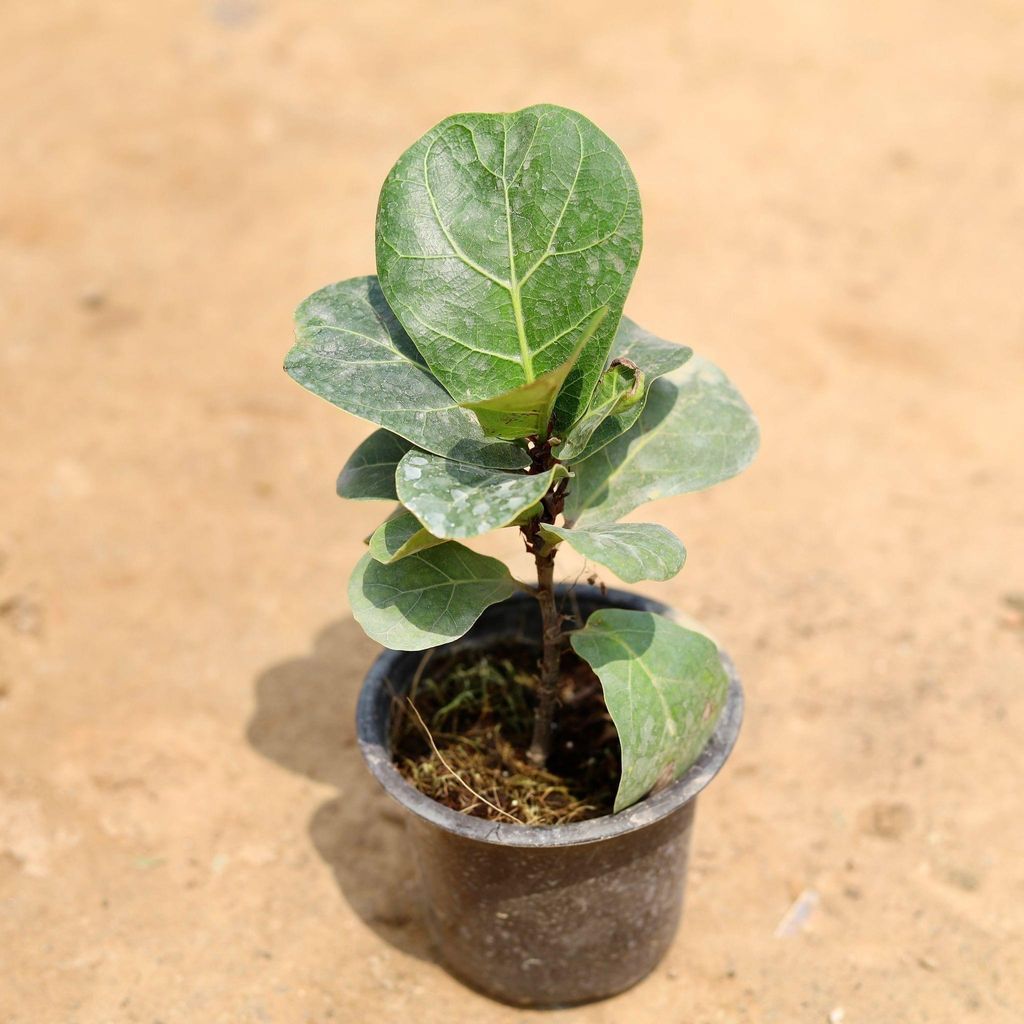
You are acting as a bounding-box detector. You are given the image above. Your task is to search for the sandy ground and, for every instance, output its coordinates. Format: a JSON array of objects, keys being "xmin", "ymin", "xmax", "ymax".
[{"xmin": 2, "ymin": 1, "xmax": 1023, "ymax": 1021}]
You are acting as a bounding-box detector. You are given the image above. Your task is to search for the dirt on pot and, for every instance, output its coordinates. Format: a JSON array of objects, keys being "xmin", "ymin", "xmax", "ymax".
[{"xmin": 390, "ymin": 644, "xmax": 620, "ymax": 825}]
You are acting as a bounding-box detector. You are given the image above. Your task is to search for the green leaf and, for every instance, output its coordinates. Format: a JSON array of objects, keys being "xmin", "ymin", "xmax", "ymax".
[
  {"xmin": 337, "ymin": 429, "xmax": 415, "ymax": 501},
  {"xmin": 563, "ymin": 356, "xmax": 759, "ymax": 525},
  {"xmin": 512, "ymin": 502, "xmax": 544, "ymax": 526},
  {"xmin": 375, "ymin": 104, "xmax": 642, "ymax": 432},
  {"xmin": 396, "ymin": 451, "xmax": 566, "ymax": 540},
  {"xmin": 367, "ymin": 507, "xmax": 444, "ymax": 564},
  {"xmin": 612, "ymin": 316, "xmax": 694, "ymax": 379},
  {"xmin": 554, "ymin": 360, "xmax": 643, "ymax": 462},
  {"xmin": 460, "ymin": 307, "xmax": 607, "ymax": 440},
  {"xmin": 570, "ymin": 609, "xmax": 728, "ymax": 812},
  {"xmin": 555, "ymin": 316, "xmax": 693, "ymax": 463},
  {"xmin": 286, "ymin": 276, "xmax": 529, "ymax": 470},
  {"xmin": 349, "ymin": 544, "xmax": 519, "ymax": 651},
  {"xmin": 538, "ymin": 523, "xmax": 685, "ymax": 583}
]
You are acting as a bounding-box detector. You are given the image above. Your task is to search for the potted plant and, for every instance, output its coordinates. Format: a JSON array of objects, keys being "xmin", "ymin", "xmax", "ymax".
[{"xmin": 284, "ymin": 104, "xmax": 759, "ymax": 1007}]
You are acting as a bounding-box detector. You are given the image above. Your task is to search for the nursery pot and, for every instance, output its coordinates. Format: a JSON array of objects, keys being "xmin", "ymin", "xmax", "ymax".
[{"xmin": 356, "ymin": 585, "xmax": 744, "ymax": 1008}]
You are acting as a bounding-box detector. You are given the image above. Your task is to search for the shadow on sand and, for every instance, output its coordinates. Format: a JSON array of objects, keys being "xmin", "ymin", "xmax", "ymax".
[{"xmin": 246, "ymin": 617, "xmax": 434, "ymax": 961}]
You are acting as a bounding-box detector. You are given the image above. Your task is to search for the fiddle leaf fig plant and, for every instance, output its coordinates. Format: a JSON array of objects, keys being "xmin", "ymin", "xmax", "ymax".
[{"xmin": 285, "ymin": 104, "xmax": 759, "ymax": 814}]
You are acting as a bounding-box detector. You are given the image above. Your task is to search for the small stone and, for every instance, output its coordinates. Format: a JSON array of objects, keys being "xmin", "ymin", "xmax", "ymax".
[
  {"xmin": 860, "ymin": 800, "xmax": 913, "ymax": 840},
  {"xmin": 0, "ymin": 594, "xmax": 44, "ymax": 636},
  {"xmin": 945, "ymin": 866, "xmax": 981, "ymax": 892},
  {"xmin": 828, "ymin": 1010, "xmax": 845, "ymax": 1024}
]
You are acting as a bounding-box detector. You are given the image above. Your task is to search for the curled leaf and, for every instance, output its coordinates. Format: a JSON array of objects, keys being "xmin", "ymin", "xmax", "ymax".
[
  {"xmin": 564, "ymin": 355, "xmax": 760, "ymax": 525},
  {"xmin": 367, "ymin": 507, "xmax": 444, "ymax": 564},
  {"xmin": 570, "ymin": 609, "xmax": 728, "ymax": 812},
  {"xmin": 555, "ymin": 360, "xmax": 644, "ymax": 462},
  {"xmin": 555, "ymin": 317, "xmax": 692, "ymax": 463}
]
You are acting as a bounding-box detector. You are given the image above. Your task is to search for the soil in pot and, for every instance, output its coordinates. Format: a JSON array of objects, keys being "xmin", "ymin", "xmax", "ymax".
[{"xmin": 390, "ymin": 642, "xmax": 620, "ymax": 826}]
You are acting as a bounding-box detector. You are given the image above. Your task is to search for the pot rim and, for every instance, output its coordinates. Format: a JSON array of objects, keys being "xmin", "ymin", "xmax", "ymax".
[{"xmin": 356, "ymin": 586, "xmax": 744, "ymax": 848}]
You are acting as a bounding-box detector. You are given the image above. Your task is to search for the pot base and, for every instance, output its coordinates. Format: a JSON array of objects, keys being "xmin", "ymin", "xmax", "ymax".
[{"xmin": 411, "ymin": 797, "xmax": 696, "ymax": 1006}]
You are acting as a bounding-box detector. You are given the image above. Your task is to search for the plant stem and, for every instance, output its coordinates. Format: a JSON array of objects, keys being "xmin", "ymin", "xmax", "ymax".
[
  {"xmin": 527, "ymin": 540, "xmax": 561, "ymax": 766},
  {"xmin": 522, "ymin": 439, "xmax": 569, "ymax": 768}
]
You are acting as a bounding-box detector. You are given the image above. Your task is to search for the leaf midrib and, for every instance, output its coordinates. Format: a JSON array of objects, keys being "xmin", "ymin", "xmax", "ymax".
[
  {"xmin": 368, "ymin": 575, "xmax": 507, "ymax": 596},
  {"xmin": 418, "ymin": 111, "xmax": 589, "ymax": 387},
  {"xmin": 501, "ymin": 115, "xmax": 534, "ymax": 381},
  {"xmin": 596, "ymin": 628, "xmax": 678, "ymax": 746}
]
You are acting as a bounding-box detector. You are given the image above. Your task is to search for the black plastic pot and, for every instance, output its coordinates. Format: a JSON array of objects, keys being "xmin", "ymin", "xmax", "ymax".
[{"xmin": 356, "ymin": 585, "xmax": 743, "ymax": 1008}]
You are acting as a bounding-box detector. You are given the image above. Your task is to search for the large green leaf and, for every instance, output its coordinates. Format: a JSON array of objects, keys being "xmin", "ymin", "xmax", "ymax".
[
  {"xmin": 555, "ymin": 316, "xmax": 693, "ymax": 463},
  {"xmin": 539, "ymin": 523, "xmax": 685, "ymax": 583},
  {"xmin": 396, "ymin": 450, "xmax": 565, "ymax": 540},
  {"xmin": 349, "ymin": 544, "xmax": 519, "ymax": 651},
  {"xmin": 460, "ymin": 307, "xmax": 607, "ymax": 440},
  {"xmin": 286, "ymin": 276, "xmax": 528, "ymax": 470},
  {"xmin": 336, "ymin": 429, "xmax": 415, "ymax": 501},
  {"xmin": 367, "ymin": 507, "xmax": 444, "ymax": 564},
  {"xmin": 375, "ymin": 104, "xmax": 642, "ymax": 431},
  {"xmin": 570, "ymin": 609, "xmax": 728, "ymax": 812},
  {"xmin": 563, "ymin": 356, "xmax": 760, "ymax": 525}
]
